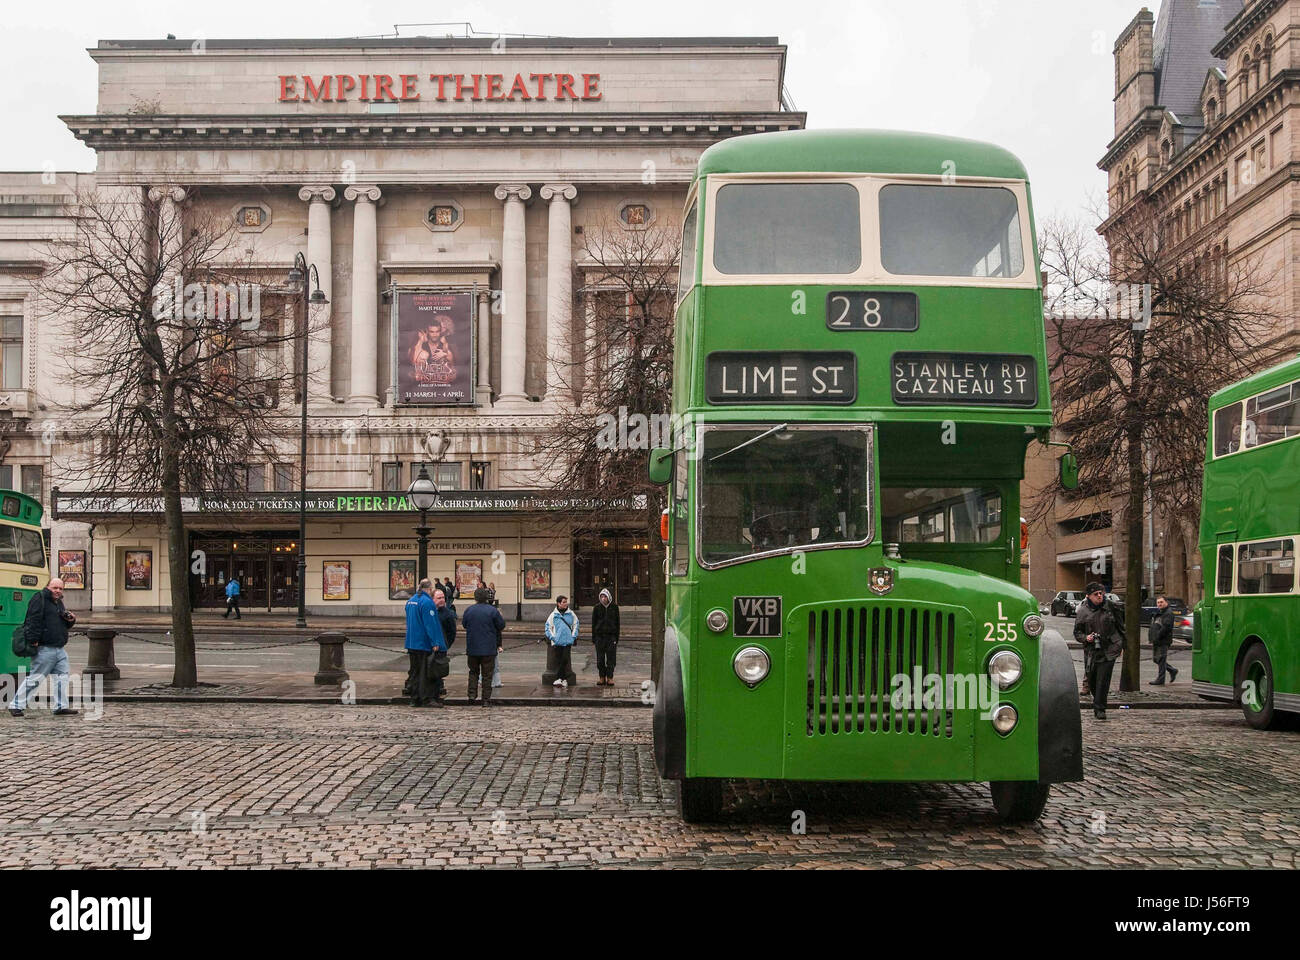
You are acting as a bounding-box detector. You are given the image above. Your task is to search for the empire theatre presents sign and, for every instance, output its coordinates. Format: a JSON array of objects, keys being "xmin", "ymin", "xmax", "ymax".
[{"xmin": 396, "ymin": 292, "xmax": 474, "ymax": 405}]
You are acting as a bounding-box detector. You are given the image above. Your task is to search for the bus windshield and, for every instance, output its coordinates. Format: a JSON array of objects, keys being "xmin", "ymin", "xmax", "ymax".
[
  {"xmin": 698, "ymin": 425, "xmax": 871, "ymax": 565},
  {"xmin": 713, "ymin": 182, "xmax": 861, "ymax": 275},
  {"xmin": 0, "ymin": 524, "xmax": 46, "ymax": 568},
  {"xmin": 879, "ymin": 184, "xmax": 1024, "ymax": 278}
]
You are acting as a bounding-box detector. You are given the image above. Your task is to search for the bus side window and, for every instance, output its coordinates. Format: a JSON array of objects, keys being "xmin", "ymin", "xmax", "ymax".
[
  {"xmin": 671, "ymin": 452, "xmax": 689, "ymax": 576},
  {"xmin": 1217, "ymin": 544, "xmax": 1234, "ymax": 596},
  {"xmin": 1213, "ymin": 403, "xmax": 1242, "ymax": 456}
]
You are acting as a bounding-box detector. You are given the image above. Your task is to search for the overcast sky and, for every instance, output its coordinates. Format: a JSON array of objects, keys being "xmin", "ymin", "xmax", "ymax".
[{"xmin": 2, "ymin": 0, "xmax": 1149, "ymax": 220}]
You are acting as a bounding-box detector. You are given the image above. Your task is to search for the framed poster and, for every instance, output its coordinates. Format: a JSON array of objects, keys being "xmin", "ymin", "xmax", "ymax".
[
  {"xmin": 396, "ymin": 291, "xmax": 474, "ymax": 405},
  {"xmin": 322, "ymin": 560, "xmax": 351, "ymax": 601},
  {"xmin": 124, "ymin": 550, "xmax": 152, "ymax": 590},
  {"xmin": 523, "ymin": 558, "xmax": 552, "ymax": 599},
  {"xmin": 58, "ymin": 550, "xmax": 86, "ymax": 589},
  {"xmin": 388, "ymin": 559, "xmax": 416, "ymax": 601},
  {"xmin": 455, "ymin": 558, "xmax": 482, "ymax": 597}
]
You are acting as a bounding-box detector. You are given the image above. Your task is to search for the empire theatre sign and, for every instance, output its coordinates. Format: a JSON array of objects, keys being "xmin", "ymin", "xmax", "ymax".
[{"xmin": 276, "ymin": 71, "xmax": 604, "ymax": 103}]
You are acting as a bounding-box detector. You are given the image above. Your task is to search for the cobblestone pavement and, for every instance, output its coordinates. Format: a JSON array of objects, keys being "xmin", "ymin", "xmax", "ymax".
[{"xmin": 2, "ymin": 703, "xmax": 1297, "ymax": 868}]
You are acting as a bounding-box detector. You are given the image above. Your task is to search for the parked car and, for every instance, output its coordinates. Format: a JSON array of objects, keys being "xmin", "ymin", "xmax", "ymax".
[
  {"xmin": 1049, "ymin": 591, "xmax": 1083, "ymax": 616},
  {"xmin": 1139, "ymin": 596, "xmax": 1189, "ymax": 625},
  {"xmin": 1172, "ymin": 612, "xmax": 1194, "ymax": 642}
]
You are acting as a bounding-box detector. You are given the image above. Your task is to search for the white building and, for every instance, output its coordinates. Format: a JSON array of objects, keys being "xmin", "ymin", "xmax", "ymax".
[{"xmin": 0, "ymin": 34, "xmax": 802, "ymax": 616}]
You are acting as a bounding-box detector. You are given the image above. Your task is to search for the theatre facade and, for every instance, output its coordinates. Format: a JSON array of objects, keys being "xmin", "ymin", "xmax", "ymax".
[{"xmin": 5, "ymin": 34, "xmax": 803, "ymax": 616}]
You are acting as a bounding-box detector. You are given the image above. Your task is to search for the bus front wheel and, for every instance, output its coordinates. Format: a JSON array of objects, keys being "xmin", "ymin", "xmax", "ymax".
[
  {"xmin": 1238, "ymin": 642, "xmax": 1277, "ymax": 730},
  {"xmin": 678, "ymin": 778, "xmax": 723, "ymax": 822},
  {"xmin": 989, "ymin": 781, "xmax": 1050, "ymax": 823}
]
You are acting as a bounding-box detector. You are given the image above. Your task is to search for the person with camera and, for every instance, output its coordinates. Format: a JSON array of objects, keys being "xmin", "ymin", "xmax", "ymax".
[
  {"xmin": 1073, "ymin": 581, "xmax": 1125, "ymax": 720},
  {"xmin": 9, "ymin": 578, "xmax": 78, "ymax": 717}
]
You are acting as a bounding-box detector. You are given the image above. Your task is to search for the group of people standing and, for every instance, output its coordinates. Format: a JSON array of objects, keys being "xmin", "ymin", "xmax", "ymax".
[
  {"xmin": 541, "ymin": 588, "xmax": 621, "ymax": 688},
  {"xmin": 403, "ymin": 579, "xmax": 507, "ymax": 707},
  {"xmin": 1073, "ymin": 582, "xmax": 1178, "ymax": 720}
]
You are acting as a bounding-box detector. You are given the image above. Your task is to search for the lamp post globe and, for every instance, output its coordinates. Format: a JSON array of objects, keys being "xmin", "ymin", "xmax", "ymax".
[{"xmin": 408, "ymin": 465, "xmax": 438, "ymax": 582}]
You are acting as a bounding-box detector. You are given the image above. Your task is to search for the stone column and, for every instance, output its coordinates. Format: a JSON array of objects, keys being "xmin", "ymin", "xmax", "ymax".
[
  {"xmin": 298, "ymin": 185, "xmax": 336, "ymax": 403},
  {"xmin": 147, "ymin": 185, "xmax": 187, "ymax": 267},
  {"xmin": 148, "ymin": 186, "xmax": 187, "ymax": 360},
  {"xmin": 583, "ymin": 289, "xmax": 598, "ymax": 407},
  {"xmin": 540, "ymin": 184, "xmax": 577, "ymax": 403},
  {"xmin": 493, "ymin": 183, "xmax": 531, "ymax": 403},
  {"xmin": 344, "ymin": 184, "xmax": 382, "ymax": 407},
  {"xmin": 476, "ymin": 289, "xmax": 492, "ymax": 406}
]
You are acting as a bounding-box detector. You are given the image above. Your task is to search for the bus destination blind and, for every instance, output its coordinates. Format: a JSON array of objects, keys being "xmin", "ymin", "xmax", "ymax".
[
  {"xmin": 706, "ymin": 351, "xmax": 857, "ymax": 404},
  {"xmin": 891, "ymin": 352, "xmax": 1038, "ymax": 406}
]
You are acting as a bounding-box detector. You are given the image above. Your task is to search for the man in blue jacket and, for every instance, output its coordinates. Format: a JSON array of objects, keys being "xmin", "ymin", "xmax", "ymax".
[
  {"xmin": 222, "ymin": 577, "xmax": 241, "ymax": 620},
  {"xmin": 462, "ymin": 587, "xmax": 506, "ymax": 706},
  {"xmin": 404, "ymin": 578, "xmax": 446, "ymax": 708}
]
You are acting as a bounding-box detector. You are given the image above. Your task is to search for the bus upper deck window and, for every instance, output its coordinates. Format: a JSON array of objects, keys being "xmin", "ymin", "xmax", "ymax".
[
  {"xmin": 1, "ymin": 496, "xmax": 18, "ymax": 518},
  {"xmin": 879, "ymin": 184, "xmax": 1024, "ymax": 278},
  {"xmin": 713, "ymin": 182, "xmax": 861, "ymax": 275},
  {"xmin": 1213, "ymin": 403, "xmax": 1244, "ymax": 456}
]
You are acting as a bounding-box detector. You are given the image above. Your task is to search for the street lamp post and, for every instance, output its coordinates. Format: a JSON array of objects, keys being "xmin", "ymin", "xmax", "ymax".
[
  {"xmin": 288, "ymin": 252, "xmax": 327, "ymax": 628},
  {"xmin": 408, "ymin": 464, "xmax": 439, "ymax": 583}
]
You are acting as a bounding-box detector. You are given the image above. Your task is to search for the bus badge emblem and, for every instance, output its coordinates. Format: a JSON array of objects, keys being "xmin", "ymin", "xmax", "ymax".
[{"xmin": 869, "ymin": 568, "xmax": 894, "ymax": 596}]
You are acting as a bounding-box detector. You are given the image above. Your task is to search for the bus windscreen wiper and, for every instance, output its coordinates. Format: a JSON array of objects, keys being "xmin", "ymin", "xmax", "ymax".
[{"xmin": 707, "ymin": 423, "xmax": 789, "ymax": 463}]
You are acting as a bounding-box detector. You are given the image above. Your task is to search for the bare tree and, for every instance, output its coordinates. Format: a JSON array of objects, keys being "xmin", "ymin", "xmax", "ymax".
[
  {"xmin": 36, "ymin": 187, "xmax": 318, "ymax": 686},
  {"xmin": 1037, "ymin": 200, "xmax": 1283, "ymax": 689},
  {"xmin": 528, "ymin": 214, "xmax": 680, "ymax": 684}
]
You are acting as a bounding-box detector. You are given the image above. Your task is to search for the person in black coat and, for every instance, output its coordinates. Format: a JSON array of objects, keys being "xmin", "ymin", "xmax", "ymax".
[
  {"xmin": 461, "ymin": 587, "xmax": 506, "ymax": 706},
  {"xmin": 1148, "ymin": 595, "xmax": 1178, "ymax": 685},
  {"xmin": 1073, "ymin": 582, "xmax": 1125, "ymax": 719},
  {"xmin": 433, "ymin": 587, "xmax": 458, "ymax": 702},
  {"xmin": 591, "ymin": 587, "xmax": 620, "ymax": 686}
]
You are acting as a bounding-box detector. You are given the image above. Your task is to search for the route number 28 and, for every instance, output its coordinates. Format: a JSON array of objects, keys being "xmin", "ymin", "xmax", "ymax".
[
  {"xmin": 983, "ymin": 602, "xmax": 1019, "ymax": 642},
  {"xmin": 830, "ymin": 295, "xmax": 882, "ymax": 328}
]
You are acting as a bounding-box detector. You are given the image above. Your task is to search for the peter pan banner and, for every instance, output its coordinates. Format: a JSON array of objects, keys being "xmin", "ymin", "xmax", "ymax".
[
  {"xmin": 397, "ymin": 291, "xmax": 473, "ymax": 405},
  {"xmin": 54, "ymin": 491, "xmax": 648, "ymax": 517}
]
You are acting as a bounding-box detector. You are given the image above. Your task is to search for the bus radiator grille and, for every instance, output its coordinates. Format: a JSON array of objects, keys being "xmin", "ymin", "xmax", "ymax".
[{"xmin": 805, "ymin": 606, "xmax": 958, "ymax": 738}]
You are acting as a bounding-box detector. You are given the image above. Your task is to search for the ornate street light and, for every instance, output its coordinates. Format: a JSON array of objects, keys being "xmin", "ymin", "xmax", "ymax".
[
  {"xmin": 408, "ymin": 464, "xmax": 439, "ymax": 583},
  {"xmin": 289, "ymin": 251, "xmax": 328, "ymax": 628}
]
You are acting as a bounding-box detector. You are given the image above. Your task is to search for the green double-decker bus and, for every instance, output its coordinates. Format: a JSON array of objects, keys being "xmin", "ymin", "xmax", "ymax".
[
  {"xmin": 649, "ymin": 129, "xmax": 1082, "ymax": 822},
  {"xmin": 0, "ymin": 490, "xmax": 50, "ymax": 676},
  {"xmin": 1195, "ymin": 354, "xmax": 1300, "ymax": 728}
]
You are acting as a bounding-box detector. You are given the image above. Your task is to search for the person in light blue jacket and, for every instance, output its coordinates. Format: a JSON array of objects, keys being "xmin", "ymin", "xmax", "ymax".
[
  {"xmin": 545, "ymin": 596, "xmax": 579, "ymax": 688},
  {"xmin": 404, "ymin": 578, "xmax": 446, "ymax": 708}
]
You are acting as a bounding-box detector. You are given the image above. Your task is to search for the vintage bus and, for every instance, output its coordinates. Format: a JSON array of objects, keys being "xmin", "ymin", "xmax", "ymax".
[
  {"xmin": 0, "ymin": 490, "xmax": 50, "ymax": 676},
  {"xmin": 1194, "ymin": 354, "xmax": 1300, "ymax": 728},
  {"xmin": 649, "ymin": 129, "xmax": 1082, "ymax": 822}
]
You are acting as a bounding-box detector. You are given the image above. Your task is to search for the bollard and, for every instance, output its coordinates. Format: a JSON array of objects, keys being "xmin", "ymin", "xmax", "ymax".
[
  {"xmin": 541, "ymin": 644, "xmax": 577, "ymax": 687},
  {"xmin": 83, "ymin": 627, "xmax": 121, "ymax": 681},
  {"xmin": 314, "ymin": 632, "xmax": 349, "ymax": 685}
]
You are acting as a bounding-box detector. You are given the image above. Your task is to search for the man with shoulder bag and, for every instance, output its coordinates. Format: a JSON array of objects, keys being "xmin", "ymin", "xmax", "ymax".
[
  {"xmin": 1073, "ymin": 582, "xmax": 1124, "ymax": 720},
  {"xmin": 10, "ymin": 578, "xmax": 78, "ymax": 717}
]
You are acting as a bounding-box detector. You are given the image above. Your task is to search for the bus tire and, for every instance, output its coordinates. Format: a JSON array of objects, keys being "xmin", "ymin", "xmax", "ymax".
[
  {"xmin": 1237, "ymin": 642, "xmax": 1277, "ymax": 730},
  {"xmin": 653, "ymin": 625, "xmax": 686, "ymax": 780},
  {"xmin": 678, "ymin": 778, "xmax": 723, "ymax": 822},
  {"xmin": 989, "ymin": 781, "xmax": 1050, "ymax": 823}
]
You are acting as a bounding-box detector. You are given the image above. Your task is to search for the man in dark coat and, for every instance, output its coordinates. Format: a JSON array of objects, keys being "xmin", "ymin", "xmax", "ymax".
[
  {"xmin": 461, "ymin": 587, "xmax": 506, "ymax": 706},
  {"xmin": 433, "ymin": 587, "xmax": 458, "ymax": 702},
  {"xmin": 591, "ymin": 587, "xmax": 620, "ymax": 686},
  {"xmin": 10, "ymin": 578, "xmax": 78, "ymax": 716},
  {"xmin": 1073, "ymin": 581, "xmax": 1125, "ymax": 719},
  {"xmin": 1148, "ymin": 595, "xmax": 1179, "ymax": 685}
]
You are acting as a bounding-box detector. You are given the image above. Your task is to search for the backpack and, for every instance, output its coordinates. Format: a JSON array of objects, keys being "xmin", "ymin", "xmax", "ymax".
[{"xmin": 11, "ymin": 593, "xmax": 38, "ymax": 658}]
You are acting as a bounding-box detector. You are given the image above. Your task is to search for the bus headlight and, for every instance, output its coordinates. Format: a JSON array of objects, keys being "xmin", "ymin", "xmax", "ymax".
[
  {"xmin": 988, "ymin": 650, "xmax": 1023, "ymax": 689},
  {"xmin": 991, "ymin": 704, "xmax": 1018, "ymax": 735},
  {"xmin": 706, "ymin": 608, "xmax": 729, "ymax": 633},
  {"xmin": 733, "ymin": 646, "xmax": 770, "ymax": 687},
  {"xmin": 1022, "ymin": 613, "xmax": 1045, "ymax": 637}
]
